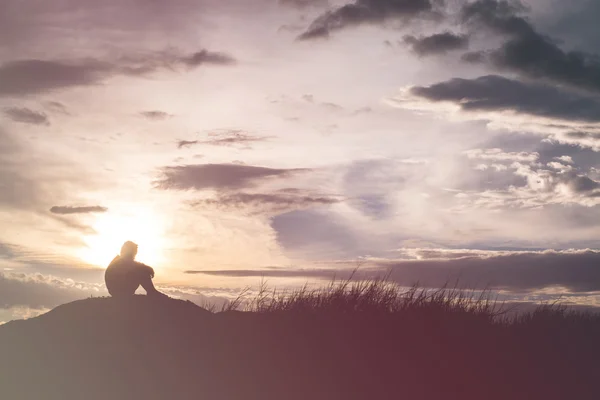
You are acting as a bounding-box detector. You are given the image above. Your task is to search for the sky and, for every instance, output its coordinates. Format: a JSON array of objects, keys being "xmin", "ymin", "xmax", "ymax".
[{"xmin": 1, "ymin": 0, "xmax": 600, "ymax": 322}]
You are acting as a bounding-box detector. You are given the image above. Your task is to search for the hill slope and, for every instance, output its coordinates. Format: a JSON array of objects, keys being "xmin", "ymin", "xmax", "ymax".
[{"xmin": 0, "ymin": 295, "xmax": 599, "ymax": 400}]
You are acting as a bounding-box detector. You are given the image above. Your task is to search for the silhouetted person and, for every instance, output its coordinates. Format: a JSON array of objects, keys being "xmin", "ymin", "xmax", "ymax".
[{"xmin": 105, "ymin": 241, "xmax": 166, "ymax": 298}]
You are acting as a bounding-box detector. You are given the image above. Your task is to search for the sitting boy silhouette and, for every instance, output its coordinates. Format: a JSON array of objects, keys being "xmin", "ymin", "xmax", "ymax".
[{"xmin": 105, "ymin": 241, "xmax": 167, "ymax": 298}]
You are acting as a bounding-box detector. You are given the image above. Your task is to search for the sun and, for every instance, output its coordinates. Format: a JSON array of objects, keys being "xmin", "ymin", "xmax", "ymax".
[{"xmin": 78, "ymin": 206, "xmax": 167, "ymax": 269}]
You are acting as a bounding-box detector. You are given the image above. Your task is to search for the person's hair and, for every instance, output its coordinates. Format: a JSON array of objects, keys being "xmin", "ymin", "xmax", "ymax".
[{"xmin": 120, "ymin": 241, "xmax": 138, "ymax": 259}]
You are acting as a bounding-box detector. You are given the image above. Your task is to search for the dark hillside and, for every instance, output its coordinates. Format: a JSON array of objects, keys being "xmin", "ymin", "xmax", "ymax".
[{"xmin": 1, "ymin": 286, "xmax": 599, "ymax": 400}]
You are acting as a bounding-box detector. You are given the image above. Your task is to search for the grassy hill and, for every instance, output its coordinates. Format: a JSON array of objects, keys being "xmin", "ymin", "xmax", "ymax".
[{"xmin": 1, "ymin": 280, "xmax": 599, "ymax": 400}]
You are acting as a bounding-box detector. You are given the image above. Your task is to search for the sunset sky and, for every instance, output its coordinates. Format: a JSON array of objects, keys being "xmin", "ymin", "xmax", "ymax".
[{"xmin": 1, "ymin": 0, "xmax": 600, "ymax": 322}]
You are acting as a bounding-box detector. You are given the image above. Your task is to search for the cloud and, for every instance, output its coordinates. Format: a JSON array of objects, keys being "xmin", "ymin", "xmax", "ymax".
[
  {"xmin": 186, "ymin": 249, "xmax": 600, "ymax": 293},
  {"xmin": 49, "ymin": 206, "xmax": 108, "ymax": 215},
  {"xmin": 514, "ymin": 164, "xmax": 599, "ymax": 194},
  {"xmin": 555, "ymin": 155, "xmax": 574, "ymax": 164},
  {"xmin": 461, "ymin": 0, "xmax": 600, "ymax": 93},
  {"xmin": 271, "ymin": 209, "xmax": 377, "ymax": 260},
  {"xmin": 0, "ymin": 126, "xmax": 107, "ymax": 222},
  {"xmin": 385, "ymin": 249, "xmax": 600, "ymax": 293},
  {"xmin": 154, "ymin": 164, "xmax": 309, "ymax": 191},
  {"xmin": 461, "ymin": 51, "xmax": 486, "ymax": 63},
  {"xmin": 178, "ymin": 50, "xmax": 237, "ymax": 68},
  {"xmin": 191, "ymin": 190, "xmax": 340, "ymax": 215},
  {"xmin": 300, "ymin": 94, "xmax": 345, "ymax": 112},
  {"xmin": 546, "ymin": 161, "xmax": 573, "ymax": 172},
  {"xmin": 0, "ymin": 271, "xmax": 233, "ymax": 319},
  {"xmin": 0, "ymin": 59, "xmax": 111, "ymax": 97},
  {"xmin": 410, "ymin": 75, "xmax": 600, "ymax": 123},
  {"xmin": 177, "ymin": 140, "xmax": 199, "ymax": 149},
  {"xmin": 0, "ymin": 272, "xmax": 104, "ymax": 310},
  {"xmin": 3, "ymin": 107, "xmax": 50, "ymax": 125},
  {"xmin": 0, "ymin": 49, "xmax": 236, "ymax": 97},
  {"xmin": 279, "ymin": 0, "xmax": 329, "ymax": 8},
  {"xmin": 298, "ymin": 0, "xmax": 439, "ymax": 40},
  {"xmin": 44, "ymin": 101, "xmax": 70, "ymax": 115},
  {"xmin": 51, "ymin": 215, "xmax": 97, "ymax": 234},
  {"xmin": 177, "ymin": 130, "xmax": 271, "ymax": 150},
  {"xmin": 464, "ymin": 148, "xmax": 539, "ymax": 163},
  {"xmin": 140, "ymin": 111, "xmax": 173, "ymax": 120},
  {"xmin": 403, "ymin": 32, "xmax": 469, "ymax": 56},
  {"xmin": 393, "ymin": 75, "xmax": 600, "ymax": 149},
  {"xmin": 456, "ymin": 162, "xmax": 600, "ymax": 209}
]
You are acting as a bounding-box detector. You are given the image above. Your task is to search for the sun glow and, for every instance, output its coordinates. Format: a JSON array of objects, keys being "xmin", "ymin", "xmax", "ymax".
[{"xmin": 78, "ymin": 206, "xmax": 168, "ymax": 269}]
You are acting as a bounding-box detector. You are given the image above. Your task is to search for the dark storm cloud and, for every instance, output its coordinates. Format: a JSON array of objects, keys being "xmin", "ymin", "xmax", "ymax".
[
  {"xmin": 187, "ymin": 250, "xmax": 600, "ymax": 293},
  {"xmin": 298, "ymin": 0, "xmax": 439, "ymax": 40},
  {"xmin": 461, "ymin": 0, "xmax": 600, "ymax": 93},
  {"xmin": 0, "ymin": 49, "xmax": 236, "ymax": 97},
  {"xmin": 140, "ymin": 111, "xmax": 173, "ymax": 120},
  {"xmin": 49, "ymin": 206, "xmax": 108, "ymax": 215},
  {"xmin": 403, "ymin": 32, "xmax": 469, "ymax": 56},
  {"xmin": 410, "ymin": 75, "xmax": 600, "ymax": 123},
  {"xmin": 155, "ymin": 164, "xmax": 309, "ymax": 191},
  {"xmin": 191, "ymin": 191, "xmax": 339, "ymax": 215},
  {"xmin": 3, "ymin": 107, "xmax": 50, "ymax": 125}
]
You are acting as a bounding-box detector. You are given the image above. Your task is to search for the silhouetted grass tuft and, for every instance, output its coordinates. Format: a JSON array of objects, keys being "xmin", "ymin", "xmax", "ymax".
[
  {"xmin": 230, "ymin": 276, "xmax": 505, "ymax": 318},
  {"xmin": 223, "ymin": 274, "xmax": 600, "ymax": 330}
]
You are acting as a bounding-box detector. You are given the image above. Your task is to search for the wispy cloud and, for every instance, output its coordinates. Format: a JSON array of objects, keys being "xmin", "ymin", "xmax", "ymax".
[
  {"xmin": 3, "ymin": 107, "xmax": 50, "ymax": 125},
  {"xmin": 140, "ymin": 110, "xmax": 173, "ymax": 120},
  {"xmin": 191, "ymin": 190, "xmax": 340, "ymax": 215},
  {"xmin": 155, "ymin": 164, "xmax": 309, "ymax": 191},
  {"xmin": 279, "ymin": 0, "xmax": 329, "ymax": 9},
  {"xmin": 177, "ymin": 130, "xmax": 271, "ymax": 150},
  {"xmin": 0, "ymin": 49, "xmax": 237, "ymax": 97},
  {"xmin": 50, "ymin": 206, "xmax": 108, "ymax": 215},
  {"xmin": 178, "ymin": 50, "xmax": 237, "ymax": 68}
]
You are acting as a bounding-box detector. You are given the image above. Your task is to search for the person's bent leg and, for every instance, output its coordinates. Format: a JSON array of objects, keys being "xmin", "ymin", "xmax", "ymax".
[
  {"xmin": 139, "ymin": 274, "xmax": 159, "ymax": 295},
  {"xmin": 139, "ymin": 274, "xmax": 168, "ymax": 298}
]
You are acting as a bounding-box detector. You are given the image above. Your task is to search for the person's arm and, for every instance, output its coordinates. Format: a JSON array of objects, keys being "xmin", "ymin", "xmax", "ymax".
[{"xmin": 135, "ymin": 262, "xmax": 154, "ymax": 278}]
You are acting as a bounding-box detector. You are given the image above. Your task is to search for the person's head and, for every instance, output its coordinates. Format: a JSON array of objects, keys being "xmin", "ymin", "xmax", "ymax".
[{"xmin": 120, "ymin": 241, "xmax": 138, "ymax": 260}]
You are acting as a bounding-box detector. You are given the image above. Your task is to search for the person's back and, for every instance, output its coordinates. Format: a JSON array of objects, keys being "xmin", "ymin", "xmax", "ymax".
[{"xmin": 104, "ymin": 241, "xmax": 166, "ymax": 298}]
